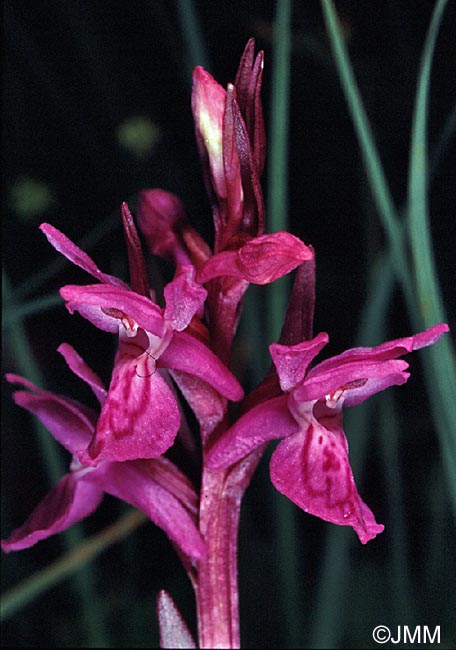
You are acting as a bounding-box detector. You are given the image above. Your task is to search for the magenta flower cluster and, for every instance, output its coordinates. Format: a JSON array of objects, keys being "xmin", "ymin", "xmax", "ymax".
[{"xmin": 2, "ymin": 39, "xmax": 449, "ymax": 647}]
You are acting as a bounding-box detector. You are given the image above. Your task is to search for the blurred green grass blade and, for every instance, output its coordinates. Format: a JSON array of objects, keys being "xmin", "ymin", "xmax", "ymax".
[
  {"xmin": 406, "ymin": 0, "xmax": 456, "ymax": 507},
  {"xmin": 176, "ymin": 0, "xmax": 210, "ymax": 79},
  {"xmin": 1, "ymin": 510, "xmax": 146, "ymax": 622},
  {"xmin": 272, "ymin": 488, "xmax": 304, "ymax": 649},
  {"xmin": 408, "ymin": 0, "xmax": 449, "ymax": 326},
  {"xmin": 267, "ymin": 0, "xmax": 292, "ymax": 344},
  {"xmin": 2, "ymin": 292, "xmax": 61, "ymax": 330},
  {"xmin": 3, "ymin": 271, "xmax": 109, "ymax": 645},
  {"xmin": 357, "ymin": 252, "xmax": 395, "ymax": 346},
  {"xmin": 268, "ymin": 0, "xmax": 291, "ymax": 235},
  {"xmin": 267, "ymin": 2, "xmax": 305, "ymax": 647},
  {"xmin": 320, "ymin": 0, "xmax": 415, "ymax": 312},
  {"xmin": 3, "ymin": 272, "xmax": 65, "ymax": 485},
  {"xmin": 240, "ymin": 285, "xmax": 269, "ymax": 384}
]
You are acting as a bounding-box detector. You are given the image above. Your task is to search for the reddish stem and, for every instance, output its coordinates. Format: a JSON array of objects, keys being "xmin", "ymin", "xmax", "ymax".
[
  {"xmin": 195, "ymin": 450, "xmax": 264, "ymax": 649},
  {"xmin": 196, "ymin": 467, "xmax": 240, "ymax": 648}
]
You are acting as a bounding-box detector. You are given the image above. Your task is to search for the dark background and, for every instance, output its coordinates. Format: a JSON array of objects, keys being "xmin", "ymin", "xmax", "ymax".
[{"xmin": 2, "ymin": 1, "xmax": 455, "ymax": 648}]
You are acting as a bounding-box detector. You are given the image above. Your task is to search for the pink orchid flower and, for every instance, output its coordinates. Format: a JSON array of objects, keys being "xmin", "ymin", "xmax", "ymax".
[
  {"xmin": 1, "ymin": 343, "xmax": 205, "ymax": 559},
  {"xmin": 207, "ymin": 323, "xmax": 449, "ymax": 543},
  {"xmin": 40, "ymin": 204, "xmax": 243, "ymax": 466}
]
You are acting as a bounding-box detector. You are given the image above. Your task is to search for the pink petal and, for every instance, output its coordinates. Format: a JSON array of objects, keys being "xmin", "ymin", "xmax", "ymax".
[
  {"xmin": 1, "ymin": 472, "xmax": 103, "ymax": 552},
  {"xmin": 343, "ymin": 372, "xmax": 409, "ymax": 407},
  {"xmin": 197, "ymin": 232, "xmax": 313, "ymax": 284},
  {"xmin": 78, "ymin": 355, "xmax": 180, "ymax": 465},
  {"xmin": 164, "ymin": 266, "xmax": 207, "ymax": 331},
  {"xmin": 296, "ymin": 358, "xmax": 410, "ymax": 403},
  {"xmin": 192, "ymin": 66, "xmax": 227, "ymax": 200},
  {"xmin": 160, "ymin": 331, "xmax": 244, "ymax": 401},
  {"xmin": 60, "ymin": 284, "xmax": 165, "ymax": 337},
  {"xmin": 206, "ymin": 395, "xmax": 298, "ymax": 468},
  {"xmin": 96, "ymin": 460, "xmax": 205, "ymax": 559},
  {"xmin": 309, "ymin": 323, "xmax": 449, "ymax": 377},
  {"xmin": 57, "ymin": 343, "xmax": 107, "ymax": 406},
  {"xmin": 62, "ymin": 298, "xmax": 121, "ymax": 333},
  {"xmin": 270, "ymin": 333, "xmax": 329, "ymax": 392},
  {"xmin": 40, "ymin": 223, "xmax": 128, "ymax": 289},
  {"xmin": 293, "ymin": 325, "xmax": 448, "ymax": 404},
  {"xmin": 6, "ymin": 374, "xmax": 95, "ymax": 453},
  {"xmin": 270, "ymin": 420, "xmax": 384, "ymax": 544},
  {"xmin": 369, "ymin": 322, "xmax": 449, "ymax": 355},
  {"xmin": 157, "ymin": 590, "xmax": 197, "ymax": 649}
]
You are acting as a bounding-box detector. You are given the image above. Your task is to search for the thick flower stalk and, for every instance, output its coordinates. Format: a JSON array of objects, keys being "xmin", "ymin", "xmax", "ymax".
[{"xmin": 2, "ymin": 38, "xmax": 450, "ymax": 650}]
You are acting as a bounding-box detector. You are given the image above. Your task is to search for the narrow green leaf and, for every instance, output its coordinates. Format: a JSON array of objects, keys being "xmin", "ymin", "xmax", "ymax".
[
  {"xmin": 408, "ymin": 0, "xmax": 449, "ymax": 325},
  {"xmin": 267, "ymin": 0, "xmax": 292, "ymax": 345},
  {"xmin": 320, "ymin": 0, "xmax": 415, "ymax": 314},
  {"xmin": 406, "ymin": 0, "xmax": 456, "ymax": 507},
  {"xmin": 3, "ymin": 272, "xmax": 65, "ymax": 486},
  {"xmin": 1, "ymin": 510, "xmax": 146, "ymax": 622},
  {"xmin": 267, "ymin": 2, "xmax": 305, "ymax": 647},
  {"xmin": 2, "ymin": 292, "xmax": 62, "ymax": 329},
  {"xmin": 321, "ymin": 0, "xmax": 456, "ymax": 512},
  {"xmin": 176, "ymin": 0, "xmax": 210, "ymax": 81}
]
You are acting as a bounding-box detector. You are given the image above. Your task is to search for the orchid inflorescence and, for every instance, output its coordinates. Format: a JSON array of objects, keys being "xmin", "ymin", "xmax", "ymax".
[{"xmin": 2, "ymin": 39, "xmax": 449, "ymax": 649}]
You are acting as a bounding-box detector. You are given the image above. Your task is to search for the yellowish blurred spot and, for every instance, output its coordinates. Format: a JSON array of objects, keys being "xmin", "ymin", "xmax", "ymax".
[
  {"xmin": 117, "ymin": 116, "xmax": 161, "ymax": 158},
  {"xmin": 9, "ymin": 177, "xmax": 55, "ymax": 221}
]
